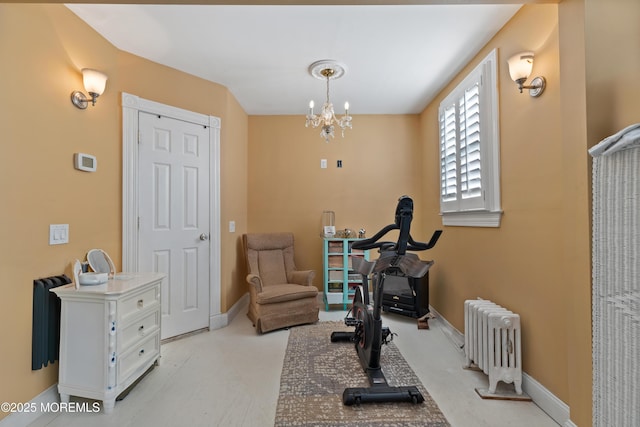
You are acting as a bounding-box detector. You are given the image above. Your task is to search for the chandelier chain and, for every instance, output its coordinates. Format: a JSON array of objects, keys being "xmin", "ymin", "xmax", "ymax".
[{"xmin": 326, "ymin": 76, "xmax": 330, "ymax": 104}]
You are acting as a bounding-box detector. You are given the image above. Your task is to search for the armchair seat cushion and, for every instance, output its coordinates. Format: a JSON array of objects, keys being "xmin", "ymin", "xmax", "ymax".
[{"xmin": 256, "ymin": 284, "xmax": 318, "ymax": 305}]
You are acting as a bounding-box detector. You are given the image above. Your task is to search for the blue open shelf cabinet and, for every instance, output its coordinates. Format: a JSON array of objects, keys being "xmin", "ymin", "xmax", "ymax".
[{"xmin": 322, "ymin": 237, "xmax": 369, "ymax": 310}]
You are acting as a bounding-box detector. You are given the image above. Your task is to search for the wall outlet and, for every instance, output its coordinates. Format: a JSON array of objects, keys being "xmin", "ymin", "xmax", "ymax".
[{"xmin": 49, "ymin": 224, "xmax": 69, "ymax": 245}]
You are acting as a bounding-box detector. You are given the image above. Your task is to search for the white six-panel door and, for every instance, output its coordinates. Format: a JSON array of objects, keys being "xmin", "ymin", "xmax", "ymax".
[{"xmin": 138, "ymin": 112, "xmax": 211, "ymax": 339}]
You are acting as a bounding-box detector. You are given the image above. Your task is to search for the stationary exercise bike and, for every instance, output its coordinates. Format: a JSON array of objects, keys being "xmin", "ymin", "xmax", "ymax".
[{"xmin": 331, "ymin": 196, "xmax": 442, "ymax": 405}]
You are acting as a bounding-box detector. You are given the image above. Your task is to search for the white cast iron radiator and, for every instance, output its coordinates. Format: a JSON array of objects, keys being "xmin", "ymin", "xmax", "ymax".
[{"xmin": 464, "ymin": 299, "xmax": 522, "ymax": 394}]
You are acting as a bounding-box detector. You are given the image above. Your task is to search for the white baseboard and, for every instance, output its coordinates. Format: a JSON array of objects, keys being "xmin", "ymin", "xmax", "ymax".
[
  {"xmin": 430, "ymin": 305, "xmax": 574, "ymax": 427},
  {"xmin": 522, "ymin": 371, "xmax": 571, "ymax": 426},
  {"xmin": 209, "ymin": 292, "xmax": 249, "ymax": 331},
  {"xmin": 429, "ymin": 306, "xmax": 465, "ymax": 349},
  {"xmin": 0, "ymin": 384, "xmax": 58, "ymax": 427}
]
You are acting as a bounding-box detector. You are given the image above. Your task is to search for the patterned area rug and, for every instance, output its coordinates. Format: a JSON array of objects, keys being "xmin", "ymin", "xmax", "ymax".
[{"xmin": 274, "ymin": 321, "xmax": 450, "ymax": 426}]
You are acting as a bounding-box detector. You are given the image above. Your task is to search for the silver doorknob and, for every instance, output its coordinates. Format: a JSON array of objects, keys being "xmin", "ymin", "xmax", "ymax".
[{"xmin": 199, "ymin": 233, "xmax": 209, "ymax": 241}]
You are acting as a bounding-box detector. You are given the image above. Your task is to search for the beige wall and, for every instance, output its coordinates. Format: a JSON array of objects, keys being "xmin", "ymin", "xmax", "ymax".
[
  {"xmin": 248, "ymin": 115, "xmax": 423, "ymax": 278},
  {"xmin": 0, "ymin": 4, "xmax": 248, "ymax": 417},
  {"xmin": 557, "ymin": 1, "xmax": 591, "ymax": 425},
  {"xmin": 584, "ymin": 0, "xmax": 640, "ymax": 137},
  {"xmin": 220, "ymin": 93, "xmax": 250, "ymax": 311}
]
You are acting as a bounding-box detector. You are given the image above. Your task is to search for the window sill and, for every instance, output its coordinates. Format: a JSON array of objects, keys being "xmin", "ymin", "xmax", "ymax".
[{"xmin": 440, "ymin": 210, "xmax": 502, "ymax": 227}]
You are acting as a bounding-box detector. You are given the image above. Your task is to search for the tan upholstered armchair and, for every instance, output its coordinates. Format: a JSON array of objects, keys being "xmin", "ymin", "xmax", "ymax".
[{"xmin": 243, "ymin": 233, "xmax": 319, "ymax": 333}]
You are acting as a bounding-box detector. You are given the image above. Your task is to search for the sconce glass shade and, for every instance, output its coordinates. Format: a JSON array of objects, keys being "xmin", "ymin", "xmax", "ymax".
[
  {"xmin": 507, "ymin": 52, "xmax": 534, "ymax": 82},
  {"xmin": 82, "ymin": 68, "xmax": 108, "ymax": 96},
  {"xmin": 507, "ymin": 51, "xmax": 545, "ymax": 97},
  {"xmin": 71, "ymin": 68, "xmax": 108, "ymax": 109}
]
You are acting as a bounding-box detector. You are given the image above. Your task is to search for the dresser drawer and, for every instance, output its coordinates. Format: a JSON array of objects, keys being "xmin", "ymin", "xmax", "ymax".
[
  {"xmin": 119, "ymin": 283, "xmax": 160, "ymax": 322},
  {"xmin": 120, "ymin": 309, "xmax": 160, "ymax": 350},
  {"xmin": 118, "ymin": 331, "xmax": 160, "ymax": 383}
]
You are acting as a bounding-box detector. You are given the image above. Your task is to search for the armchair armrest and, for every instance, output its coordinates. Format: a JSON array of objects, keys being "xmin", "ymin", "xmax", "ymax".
[
  {"xmin": 288, "ymin": 270, "xmax": 315, "ymax": 286},
  {"xmin": 246, "ymin": 273, "xmax": 263, "ymax": 292}
]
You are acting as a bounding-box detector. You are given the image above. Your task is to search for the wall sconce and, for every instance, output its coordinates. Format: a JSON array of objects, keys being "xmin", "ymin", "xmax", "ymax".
[
  {"xmin": 70, "ymin": 68, "xmax": 108, "ymax": 109},
  {"xmin": 507, "ymin": 52, "xmax": 545, "ymax": 97}
]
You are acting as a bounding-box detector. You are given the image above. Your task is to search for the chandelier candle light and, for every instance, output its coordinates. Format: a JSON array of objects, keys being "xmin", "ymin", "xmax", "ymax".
[{"xmin": 305, "ymin": 60, "xmax": 352, "ymax": 142}]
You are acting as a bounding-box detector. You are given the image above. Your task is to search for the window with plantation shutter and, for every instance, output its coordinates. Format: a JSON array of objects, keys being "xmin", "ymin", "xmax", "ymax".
[{"xmin": 438, "ymin": 49, "xmax": 502, "ymax": 227}]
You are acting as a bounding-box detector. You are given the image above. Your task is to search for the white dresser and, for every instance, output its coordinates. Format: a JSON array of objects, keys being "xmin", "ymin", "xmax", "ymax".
[{"xmin": 52, "ymin": 272, "xmax": 164, "ymax": 413}]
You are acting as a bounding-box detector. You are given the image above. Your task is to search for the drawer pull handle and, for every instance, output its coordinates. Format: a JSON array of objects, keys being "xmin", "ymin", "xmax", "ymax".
[
  {"xmin": 137, "ymin": 299, "xmax": 144, "ymax": 308},
  {"xmin": 139, "ymin": 349, "xmax": 145, "ymax": 356},
  {"xmin": 138, "ymin": 325, "xmax": 145, "ymax": 335}
]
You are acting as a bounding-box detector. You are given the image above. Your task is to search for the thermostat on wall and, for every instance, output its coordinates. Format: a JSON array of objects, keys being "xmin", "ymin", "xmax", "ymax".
[{"xmin": 74, "ymin": 153, "xmax": 97, "ymax": 172}]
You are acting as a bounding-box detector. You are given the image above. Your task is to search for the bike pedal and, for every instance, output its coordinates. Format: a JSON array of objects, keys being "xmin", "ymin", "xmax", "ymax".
[{"xmin": 345, "ymin": 317, "xmax": 360, "ymax": 327}]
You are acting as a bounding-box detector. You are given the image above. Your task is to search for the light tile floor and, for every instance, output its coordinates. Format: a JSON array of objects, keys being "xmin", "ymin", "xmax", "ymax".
[{"xmin": 28, "ymin": 303, "xmax": 559, "ymax": 427}]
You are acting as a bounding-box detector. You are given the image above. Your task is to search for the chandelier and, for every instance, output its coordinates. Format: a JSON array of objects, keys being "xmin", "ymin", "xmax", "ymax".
[{"xmin": 305, "ymin": 60, "xmax": 352, "ymax": 142}]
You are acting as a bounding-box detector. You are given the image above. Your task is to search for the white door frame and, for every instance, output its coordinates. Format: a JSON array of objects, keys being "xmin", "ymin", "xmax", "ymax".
[{"xmin": 121, "ymin": 92, "xmax": 221, "ymax": 329}]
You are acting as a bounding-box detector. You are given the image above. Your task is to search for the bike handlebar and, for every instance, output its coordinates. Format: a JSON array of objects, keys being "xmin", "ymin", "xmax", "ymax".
[{"xmin": 351, "ymin": 196, "xmax": 442, "ymax": 254}]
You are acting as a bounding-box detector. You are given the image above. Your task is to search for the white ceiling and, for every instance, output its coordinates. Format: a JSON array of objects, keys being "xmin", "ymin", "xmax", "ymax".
[{"xmin": 66, "ymin": 3, "xmax": 522, "ymax": 115}]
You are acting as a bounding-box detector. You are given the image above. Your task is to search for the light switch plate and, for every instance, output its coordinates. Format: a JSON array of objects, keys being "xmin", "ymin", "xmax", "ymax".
[
  {"xmin": 49, "ymin": 224, "xmax": 69, "ymax": 245},
  {"xmin": 229, "ymin": 221, "xmax": 236, "ymax": 233}
]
